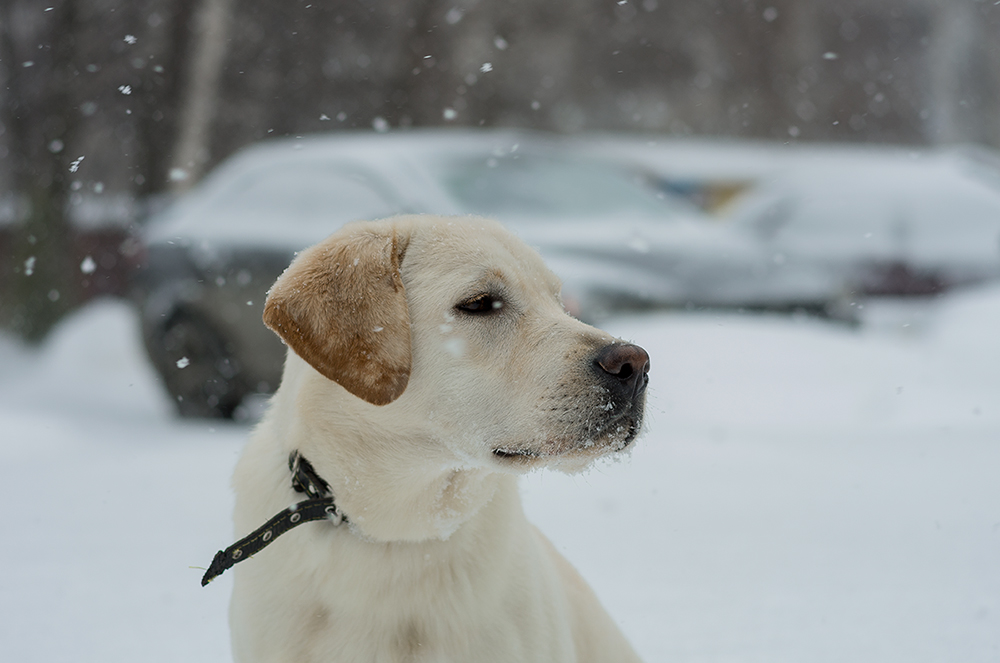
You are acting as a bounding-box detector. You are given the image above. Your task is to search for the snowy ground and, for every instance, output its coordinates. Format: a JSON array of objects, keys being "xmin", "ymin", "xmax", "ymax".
[{"xmin": 2, "ymin": 292, "xmax": 999, "ymax": 662}]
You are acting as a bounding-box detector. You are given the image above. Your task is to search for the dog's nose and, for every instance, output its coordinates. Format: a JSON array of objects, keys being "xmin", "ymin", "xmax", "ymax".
[{"xmin": 594, "ymin": 343, "xmax": 650, "ymax": 401}]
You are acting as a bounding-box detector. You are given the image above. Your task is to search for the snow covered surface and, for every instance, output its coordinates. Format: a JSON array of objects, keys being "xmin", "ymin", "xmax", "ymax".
[
  {"xmin": 723, "ymin": 152, "xmax": 1000, "ymax": 266},
  {"xmin": 142, "ymin": 130, "xmax": 532, "ymax": 248},
  {"xmin": 2, "ymin": 294, "xmax": 999, "ymax": 662}
]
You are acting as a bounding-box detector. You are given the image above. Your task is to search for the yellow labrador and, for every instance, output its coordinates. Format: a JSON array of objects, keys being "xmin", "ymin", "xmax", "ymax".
[{"xmin": 217, "ymin": 215, "xmax": 648, "ymax": 662}]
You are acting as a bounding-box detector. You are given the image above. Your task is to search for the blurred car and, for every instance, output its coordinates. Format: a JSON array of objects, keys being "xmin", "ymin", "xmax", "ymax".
[
  {"xmin": 724, "ymin": 153, "xmax": 1000, "ymax": 299},
  {"xmin": 135, "ymin": 129, "xmax": 829, "ymax": 418}
]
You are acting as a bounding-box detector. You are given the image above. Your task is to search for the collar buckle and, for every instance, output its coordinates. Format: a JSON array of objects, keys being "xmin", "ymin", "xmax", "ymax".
[{"xmin": 289, "ymin": 451, "xmax": 331, "ymax": 500}]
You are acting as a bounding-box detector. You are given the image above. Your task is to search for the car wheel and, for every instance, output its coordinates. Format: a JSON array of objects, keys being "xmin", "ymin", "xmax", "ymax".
[{"xmin": 147, "ymin": 308, "xmax": 248, "ymax": 418}]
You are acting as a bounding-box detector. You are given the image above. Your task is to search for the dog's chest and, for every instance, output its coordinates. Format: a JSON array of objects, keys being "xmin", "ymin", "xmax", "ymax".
[{"xmin": 248, "ymin": 531, "xmax": 576, "ymax": 663}]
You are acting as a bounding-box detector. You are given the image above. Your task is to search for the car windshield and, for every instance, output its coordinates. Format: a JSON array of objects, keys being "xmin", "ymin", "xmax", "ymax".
[
  {"xmin": 437, "ymin": 154, "xmax": 692, "ymax": 219},
  {"xmin": 154, "ymin": 161, "xmax": 408, "ymax": 246},
  {"xmin": 210, "ymin": 163, "xmax": 400, "ymax": 220}
]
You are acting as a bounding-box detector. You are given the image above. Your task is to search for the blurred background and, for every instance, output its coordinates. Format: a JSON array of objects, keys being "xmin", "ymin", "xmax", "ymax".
[
  {"xmin": 3, "ymin": 0, "xmax": 1000, "ymax": 342},
  {"xmin": 2, "ymin": 2, "xmax": 1000, "ymax": 661}
]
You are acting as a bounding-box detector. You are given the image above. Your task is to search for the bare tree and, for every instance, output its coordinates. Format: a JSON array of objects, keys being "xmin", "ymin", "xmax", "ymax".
[
  {"xmin": 129, "ymin": 0, "xmax": 200, "ymax": 196},
  {"xmin": 926, "ymin": 1, "xmax": 977, "ymax": 144},
  {"xmin": 170, "ymin": 0, "xmax": 234, "ymax": 190},
  {"xmin": 0, "ymin": 0, "xmax": 81, "ymax": 340}
]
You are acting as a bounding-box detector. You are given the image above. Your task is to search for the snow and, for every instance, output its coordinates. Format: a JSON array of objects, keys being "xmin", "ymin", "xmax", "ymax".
[
  {"xmin": 0, "ymin": 300, "xmax": 236, "ymax": 662},
  {"xmin": 2, "ymin": 294, "xmax": 999, "ymax": 662},
  {"xmin": 725, "ymin": 154, "xmax": 1000, "ymax": 266}
]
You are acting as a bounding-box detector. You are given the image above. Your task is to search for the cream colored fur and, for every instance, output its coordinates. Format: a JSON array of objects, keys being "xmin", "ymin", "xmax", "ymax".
[{"xmin": 228, "ymin": 215, "xmax": 644, "ymax": 662}]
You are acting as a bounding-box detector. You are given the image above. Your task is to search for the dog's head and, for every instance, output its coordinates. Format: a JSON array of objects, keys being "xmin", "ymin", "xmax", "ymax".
[{"xmin": 264, "ymin": 215, "xmax": 648, "ymax": 473}]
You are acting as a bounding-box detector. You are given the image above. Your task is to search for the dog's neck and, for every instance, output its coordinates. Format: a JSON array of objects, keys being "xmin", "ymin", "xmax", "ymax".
[
  {"xmin": 263, "ymin": 365, "xmax": 513, "ymax": 543},
  {"xmin": 320, "ymin": 445, "xmax": 507, "ymax": 543}
]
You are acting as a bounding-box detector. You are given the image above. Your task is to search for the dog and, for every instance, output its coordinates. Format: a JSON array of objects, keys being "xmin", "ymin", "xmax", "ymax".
[{"xmin": 221, "ymin": 214, "xmax": 648, "ymax": 662}]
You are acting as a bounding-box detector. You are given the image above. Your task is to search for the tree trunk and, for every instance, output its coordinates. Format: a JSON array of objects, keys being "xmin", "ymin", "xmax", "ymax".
[
  {"xmin": 927, "ymin": 1, "xmax": 977, "ymax": 144},
  {"xmin": 170, "ymin": 0, "xmax": 234, "ymax": 191},
  {"xmin": 0, "ymin": 0, "xmax": 81, "ymax": 341}
]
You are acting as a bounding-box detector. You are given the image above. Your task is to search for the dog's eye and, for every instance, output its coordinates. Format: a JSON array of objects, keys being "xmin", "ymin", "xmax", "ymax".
[{"xmin": 456, "ymin": 294, "xmax": 503, "ymax": 315}]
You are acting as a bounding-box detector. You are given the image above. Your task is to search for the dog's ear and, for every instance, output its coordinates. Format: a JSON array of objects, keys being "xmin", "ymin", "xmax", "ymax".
[{"xmin": 263, "ymin": 224, "xmax": 411, "ymax": 405}]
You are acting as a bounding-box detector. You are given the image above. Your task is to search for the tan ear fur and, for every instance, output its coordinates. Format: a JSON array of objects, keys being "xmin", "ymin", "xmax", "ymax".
[{"xmin": 263, "ymin": 225, "xmax": 411, "ymax": 405}]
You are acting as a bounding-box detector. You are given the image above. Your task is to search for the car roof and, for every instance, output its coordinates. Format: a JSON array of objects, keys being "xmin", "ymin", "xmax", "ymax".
[
  {"xmin": 145, "ymin": 129, "xmax": 703, "ymax": 249},
  {"xmin": 206, "ymin": 128, "xmax": 558, "ymax": 174}
]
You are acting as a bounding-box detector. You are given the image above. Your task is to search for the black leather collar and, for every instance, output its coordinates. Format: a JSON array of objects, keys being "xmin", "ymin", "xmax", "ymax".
[{"xmin": 201, "ymin": 452, "xmax": 346, "ymax": 586}]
